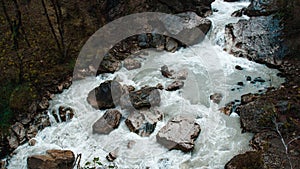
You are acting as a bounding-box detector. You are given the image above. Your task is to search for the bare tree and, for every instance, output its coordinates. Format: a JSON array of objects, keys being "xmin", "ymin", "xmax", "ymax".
[
  {"xmin": 1, "ymin": 0, "xmax": 30, "ymax": 83},
  {"xmin": 41, "ymin": 0, "xmax": 68, "ymax": 61}
]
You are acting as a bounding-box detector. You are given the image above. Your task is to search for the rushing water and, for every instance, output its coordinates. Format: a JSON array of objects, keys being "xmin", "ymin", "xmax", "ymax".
[{"xmin": 7, "ymin": 0, "xmax": 285, "ymax": 169}]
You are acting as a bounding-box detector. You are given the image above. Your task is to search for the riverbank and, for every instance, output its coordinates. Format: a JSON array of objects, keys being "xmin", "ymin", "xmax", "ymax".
[{"xmin": 1, "ymin": 0, "xmax": 299, "ymax": 168}]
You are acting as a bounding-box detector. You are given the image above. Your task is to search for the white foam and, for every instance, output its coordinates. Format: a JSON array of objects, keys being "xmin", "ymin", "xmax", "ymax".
[{"xmin": 7, "ymin": 1, "xmax": 285, "ymax": 169}]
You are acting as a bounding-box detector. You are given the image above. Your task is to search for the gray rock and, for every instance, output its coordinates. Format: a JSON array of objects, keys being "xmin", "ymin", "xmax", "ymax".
[
  {"xmin": 87, "ymin": 80, "xmax": 123, "ymax": 110},
  {"xmin": 161, "ymin": 65, "xmax": 174, "ymax": 78},
  {"xmin": 28, "ymin": 139, "xmax": 37, "ymax": 146},
  {"xmin": 7, "ymin": 132, "xmax": 19, "ymax": 149},
  {"xmin": 161, "ymin": 12, "xmax": 212, "ymax": 45},
  {"xmin": 93, "ymin": 109, "xmax": 122, "ymax": 134},
  {"xmin": 123, "ymin": 58, "xmax": 142, "ymax": 70},
  {"xmin": 165, "ymin": 37, "xmax": 178, "ymax": 52},
  {"xmin": 166, "ymin": 81, "xmax": 184, "ymax": 91},
  {"xmin": 224, "ymin": 16, "xmax": 285, "ymax": 65},
  {"xmin": 210, "ymin": 93, "xmax": 223, "ymax": 104},
  {"xmin": 129, "ymin": 87, "xmax": 161, "ymax": 109},
  {"xmin": 27, "ymin": 150, "xmax": 75, "ymax": 169},
  {"xmin": 156, "ymin": 115, "xmax": 201, "ymax": 152},
  {"xmin": 11, "ymin": 122, "xmax": 26, "ymax": 142},
  {"xmin": 174, "ymin": 69, "xmax": 188, "ymax": 80},
  {"xmin": 125, "ymin": 109, "xmax": 163, "ymax": 137},
  {"xmin": 26, "ymin": 125, "xmax": 38, "ymax": 140},
  {"xmin": 38, "ymin": 97, "xmax": 49, "ymax": 110}
]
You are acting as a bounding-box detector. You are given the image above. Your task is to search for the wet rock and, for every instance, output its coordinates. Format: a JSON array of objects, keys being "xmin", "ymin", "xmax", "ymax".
[
  {"xmin": 166, "ymin": 81, "xmax": 184, "ymax": 91},
  {"xmin": 240, "ymin": 102, "xmax": 271, "ymax": 133},
  {"xmin": 34, "ymin": 113, "xmax": 51, "ymax": 130},
  {"xmin": 244, "ymin": 0, "xmax": 280, "ymax": 17},
  {"xmin": 219, "ymin": 102, "xmax": 235, "ymax": 115},
  {"xmin": 129, "ymin": 87, "xmax": 161, "ymax": 109},
  {"xmin": 138, "ymin": 34, "xmax": 150, "ymax": 48},
  {"xmin": 156, "ymin": 83, "xmax": 164, "ymax": 90},
  {"xmin": 224, "ymin": 16, "xmax": 285, "ymax": 66},
  {"xmin": 210, "ymin": 93, "xmax": 223, "ymax": 104},
  {"xmin": 52, "ymin": 106, "xmax": 75, "ymax": 123},
  {"xmin": 174, "ymin": 69, "xmax": 188, "ymax": 80},
  {"xmin": 167, "ymin": 12, "xmax": 212, "ymax": 44},
  {"xmin": 26, "ymin": 125, "xmax": 38, "ymax": 140},
  {"xmin": 241, "ymin": 93, "xmax": 259, "ymax": 105},
  {"xmin": 165, "ymin": 37, "xmax": 178, "ymax": 52},
  {"xmin": 156, "ymin": 115, "xmax": 201, "ymax": 152},
  {"xmin": 225, "ymin": 151, "xmax": 264, "ymax": 169},
  {"xmin": 246, "ymin": 76, "xmax": 252, "ymax": 81},
  {"xmin": 11, "ymin": 122, "xmax": 26, "ymax": 143},
  {"xmin": 235, "ymin": 65, "xmax": 243, "ymax": 70},
  {"xmin": 123, "ymin": 58, "xmax": 142, "ymax": 70},
  {"xmin": 38, "ymin": 97, "xmax": 49, "ymax": 110},
  {"xmin": 151, "ymin": 34, "xmax": 165, "ymax": 50},
  {"xmin": 231, "ymin": 8, "xmax": 246, "ymax": 17},
  {"xmin": 127, "ymin": 85, "xmax": 135, "ymax": 92},
  {"xmin": 7, "ymin": 132, "xmax": 19, "ymax": 149},
  {"xmin": 125, "ymin": 109, "xmax": 162, "ymax": 137},
  {"xmin": 27, "ymin": 149, "xmax": 75, "ymax": 169},
  {"xmin": 253, "ymin": 77, "xmax": 266, "ymax": 83},
  {"xmin": 97, "ymin": 54, "xmax": 121, "ymax": 74},
  {"xmin": 122, "ymin": 85, "xmax": 135, "ymax": 94},
  {"xmin": 119, "ymin": 93, "xmax": 133, "ymax": 110},
  {"xmin": 106, "ymin": 149, "xmax": 118, "ymax": 162},
  {"xmin": 161, "ymin": 65, "xmax": 174, "ymax": 78},
  {"xmin": 28, "ymin": 139, "xmax": 37, "ymax": 146},
  {"xmin": 237, "ymin": 82, "xmax": 244, "ymax": 86},
  {"xmin": 93, "ymin": 109, "xmax": 122, "ymax": 134},
  {"xmin": 87, "ymin": 80, "xmax": 122, "ymax": 110}
]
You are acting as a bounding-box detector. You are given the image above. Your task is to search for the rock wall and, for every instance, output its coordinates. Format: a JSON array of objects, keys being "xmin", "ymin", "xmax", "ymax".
[{"xmin": 224, "ymin": 0, "xmax": 300, "ymax": 66}]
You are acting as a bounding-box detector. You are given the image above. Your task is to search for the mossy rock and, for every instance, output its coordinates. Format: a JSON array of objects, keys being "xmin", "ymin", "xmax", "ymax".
[{"xmin": 9, "ymin": 83, "xmax": 39, "ymax": 114}]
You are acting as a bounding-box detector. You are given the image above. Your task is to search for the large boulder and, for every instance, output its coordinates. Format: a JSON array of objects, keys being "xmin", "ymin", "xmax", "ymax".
[
  {"xmin": 125, "ymin": 109, "xmax": 163, "ymax": 137},
  {"xmin": 129, "ymin": 87, "xmax": 161, "ymax": 109},
  {"xmin": 224, "ymin": 16, "xmax": 285, "ymax": 66},
  {"xmin": 225, "ymin": 151, "xmax": 264, "ymax": 169},
  {"xmin": 156, "ymin": 115, "xmax": 201, "ymax": 152},
  {"xmin": 169, "ymin": 12, "xmax": 212, "ymax": 44},
  {"xmin": 27, "ymin": 150, "xmax": 75, "ymax": 169},
  {"xmin": 92, "ymin": 109, "xmax": 122, "ymax": 134},
  {"xmin": 87, "ymin": 80, "xmax": 122, "ymax": 110}
]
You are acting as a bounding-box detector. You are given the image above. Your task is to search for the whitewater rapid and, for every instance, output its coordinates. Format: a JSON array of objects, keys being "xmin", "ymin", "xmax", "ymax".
[{"xmin": 7, "ymin": 0, "xmax": 285, "ymax": 169}]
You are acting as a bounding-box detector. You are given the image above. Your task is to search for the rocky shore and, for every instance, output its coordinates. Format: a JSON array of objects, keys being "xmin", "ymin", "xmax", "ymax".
[
  {"xmin": 223, "ymin": 0, "xmax": 300, "ymax": 168},
  {"xmin": 1, "ymin": 0, "xmax": 299, "ymax": 168}
]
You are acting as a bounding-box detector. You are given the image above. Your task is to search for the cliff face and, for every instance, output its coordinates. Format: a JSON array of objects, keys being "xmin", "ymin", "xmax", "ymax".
[
  {"xmin": 224, "ymin": 0, "xmax": 300, "ymax": 66},
  {"xmin": 225, "ymin": 1, "xmax": 300, "ymax": 168}
]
